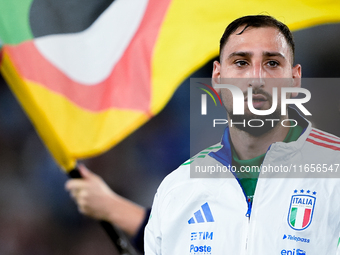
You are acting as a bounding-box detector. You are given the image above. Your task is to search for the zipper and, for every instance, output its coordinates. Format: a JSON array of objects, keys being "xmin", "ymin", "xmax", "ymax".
[
  {"xmin": 245, "ymin": 198, "xmax": 252, "ymax": 217},
  {"xmin": 232, "ymin": 177, "xmax": 252, "ymax": 254},
  {"xmin": 243, "ymin": 198, "xmax": 252, "ymax": 254},
  {"xmin": 231, "ymin": 174, "xmax": 253, "ymax": 254},
  {"xmin": 244, "ymin": 145, "xmax": 273, "ymax": 254}
]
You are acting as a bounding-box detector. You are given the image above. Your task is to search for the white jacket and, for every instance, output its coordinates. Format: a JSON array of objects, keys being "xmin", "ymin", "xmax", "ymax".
[{"xmin": 145, "ymin": 110, "xmax": 340, "ymax": 255}]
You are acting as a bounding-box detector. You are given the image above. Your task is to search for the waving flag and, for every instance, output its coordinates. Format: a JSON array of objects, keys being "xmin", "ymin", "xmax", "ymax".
[{"xmin": 1, "ymin": 0, "xmax": 340, "ymax": 171}]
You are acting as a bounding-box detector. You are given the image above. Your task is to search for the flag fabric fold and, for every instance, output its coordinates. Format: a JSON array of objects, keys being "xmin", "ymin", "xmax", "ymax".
[{"xmin": 1, "ymin": 0, "xmax": 340, "ymax": 171}]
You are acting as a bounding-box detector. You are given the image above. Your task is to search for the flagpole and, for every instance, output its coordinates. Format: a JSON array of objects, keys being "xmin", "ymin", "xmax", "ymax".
[{"xmin": 68, "ymin": 167, "xmax": 140, "ymax": 255}]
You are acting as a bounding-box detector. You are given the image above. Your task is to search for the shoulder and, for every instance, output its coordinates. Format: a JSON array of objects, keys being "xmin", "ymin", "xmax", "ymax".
[
  {"xmin": 155, "ymin": 142, "xmax": 224, "ymax": 201},
  {"xmin": 305, "ymin": 128, "xmax": 340, "ymax": 153}
]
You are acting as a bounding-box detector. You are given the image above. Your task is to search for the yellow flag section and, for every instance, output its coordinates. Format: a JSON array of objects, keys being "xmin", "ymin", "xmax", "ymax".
[
  {"xmin": 1, "ymin": 52, "xmax": 149, "ymax": 171},
  {"xmin": 151, "ymin": 0, "xmax": 340, "ymax": 112},
  {"xmin": 3, "ymin": 0, "xmax": 340, "ymax": 172}
]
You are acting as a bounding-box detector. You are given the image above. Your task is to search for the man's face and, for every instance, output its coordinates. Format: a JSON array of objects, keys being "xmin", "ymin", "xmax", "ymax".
[{"xmin": 212, "ymin": 26, "xmax": 301, "ymax": 135}]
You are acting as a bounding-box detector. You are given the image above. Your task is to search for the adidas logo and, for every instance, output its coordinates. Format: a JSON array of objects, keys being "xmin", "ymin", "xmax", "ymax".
[{"xmin": 188, "ymin": 202, "xmax": 214, "ymax": 224}]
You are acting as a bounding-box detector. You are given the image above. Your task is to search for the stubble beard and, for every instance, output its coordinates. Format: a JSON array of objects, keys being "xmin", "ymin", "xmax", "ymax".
[{"xmin": 226, "ymin": 89, "xmax": 282, "ymax": 137}]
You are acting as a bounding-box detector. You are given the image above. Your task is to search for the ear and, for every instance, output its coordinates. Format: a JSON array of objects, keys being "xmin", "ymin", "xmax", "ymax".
[
  {"xmin": 212, "ymin": 60, "xmax": 221, "ymax": 93},
  {"xmin": 291, "ymin": 64, "xmax": 302, "ymax": 97}
]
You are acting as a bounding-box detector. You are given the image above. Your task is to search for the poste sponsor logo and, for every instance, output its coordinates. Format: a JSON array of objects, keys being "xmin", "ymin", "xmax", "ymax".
[{"xmin": 190, "ymin": 244, "xmax": 212, "ymax": 254}]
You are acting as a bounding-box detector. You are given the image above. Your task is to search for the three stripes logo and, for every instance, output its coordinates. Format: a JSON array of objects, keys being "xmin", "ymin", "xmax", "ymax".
[
  {"xmin": 188, "ymin": 202, "xmax": 215, "ymax": 224},
  {"xmin": 197, "ymin": 82, "xmax": 222, "ymax": 115},
  {"xmin": 287, "ymin": 189, "xmax": 316, "ymax": 231}
]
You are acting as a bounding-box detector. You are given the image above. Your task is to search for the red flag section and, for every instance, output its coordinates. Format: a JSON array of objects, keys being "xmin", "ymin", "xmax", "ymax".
[
  {"xmin": 3, "ymin": 0, "xmax": 170, "ymax": 112},
  {"xmin": 1, "ymin": 0, "xmax": 340, "ymax": 171}
]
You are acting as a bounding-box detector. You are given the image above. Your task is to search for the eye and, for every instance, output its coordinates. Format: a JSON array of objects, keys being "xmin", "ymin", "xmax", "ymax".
[
  {"xmin": 235, "ymin": 60, "xmax": 248, "ymax": 67},
  {"xmin": 266, "ymin": 60, "xmax": 279, "ymax": 67}
]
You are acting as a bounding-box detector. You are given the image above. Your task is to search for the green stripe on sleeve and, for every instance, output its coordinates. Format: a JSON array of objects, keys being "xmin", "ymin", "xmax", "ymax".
[{"xmin": 206, "ymin": 146, "xmax": 222, "ymax": 150}]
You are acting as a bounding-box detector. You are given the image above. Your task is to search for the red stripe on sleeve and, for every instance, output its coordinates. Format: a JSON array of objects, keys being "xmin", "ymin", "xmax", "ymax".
[
  {"xmin": 306, "ymin": 138, "xmax": 340, "ymax": 151},
  {"xmin": 312, "ymin": 129, "xmax": 340, "ymax": 142},
  {"xmin": 309, "ymin": 133, "xmax": 340, "ymax": 145}
]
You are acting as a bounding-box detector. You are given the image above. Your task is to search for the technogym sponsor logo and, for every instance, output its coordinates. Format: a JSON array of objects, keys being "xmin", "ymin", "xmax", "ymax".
[{"xmin": 283, "ymin": 234, "xmax": 310, "ymax": 243}]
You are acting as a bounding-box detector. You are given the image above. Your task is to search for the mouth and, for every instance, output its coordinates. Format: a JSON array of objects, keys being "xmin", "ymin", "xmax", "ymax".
[{"xmin": 245, "ymin": 94, "xmax": 268, "ymax": 109}]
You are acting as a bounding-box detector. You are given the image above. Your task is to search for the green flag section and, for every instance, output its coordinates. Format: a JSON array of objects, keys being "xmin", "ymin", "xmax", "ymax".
[
  {"xmin": 0, "ymin": 0, "xmax": 34, "ymax": 44},
  {"xmin": 1, "ymin": 0, "xmax": 340, "ymax": 171}
]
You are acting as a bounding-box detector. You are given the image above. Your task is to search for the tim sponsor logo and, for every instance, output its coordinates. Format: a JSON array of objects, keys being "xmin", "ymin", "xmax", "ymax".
[
  {"xmin": 191, "ymin": 232, "xmax": 213, "ymax": 241},
  {"xmin": 190, "ymin": 231, "xmax": 213, "ymax": 254}
]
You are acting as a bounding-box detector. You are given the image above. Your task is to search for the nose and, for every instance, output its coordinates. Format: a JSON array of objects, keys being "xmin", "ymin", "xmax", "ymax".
[
  {"xmin": 248, "ymin": 63, "xmax": 264, "ymax": 89},
  {"xmin": 249, "ymin": 78, "xmax": 264, "ymax": 88}
]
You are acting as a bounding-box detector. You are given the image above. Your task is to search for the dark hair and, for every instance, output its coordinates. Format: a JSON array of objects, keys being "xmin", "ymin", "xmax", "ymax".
[{"xmin": 219, "ymin": 15, "xmax": 295, "ymax": 63}]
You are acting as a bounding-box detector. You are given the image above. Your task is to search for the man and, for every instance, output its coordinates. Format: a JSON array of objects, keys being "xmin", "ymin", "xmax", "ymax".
[{"xmin": 144, "ymin": 15, "xmax": 340, "ymax": 254}]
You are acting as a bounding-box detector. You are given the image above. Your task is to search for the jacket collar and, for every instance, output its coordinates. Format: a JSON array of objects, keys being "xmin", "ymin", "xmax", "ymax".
[{"xmin": 209, "ymin": 108, "xmax": 311, "ymax": 166}]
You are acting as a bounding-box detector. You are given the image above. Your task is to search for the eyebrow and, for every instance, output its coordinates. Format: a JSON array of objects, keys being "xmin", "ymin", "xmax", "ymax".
[
  {"xmin": 227, "ymin": 51, "xmax": 253, "ymax": 59},
  {"xmin": 227, "ymin": 51, "xmax": 286, "ymax": 59},
  {"xmin": 263, "ymin": 51, "xmax": 286, "ymax": 59}
]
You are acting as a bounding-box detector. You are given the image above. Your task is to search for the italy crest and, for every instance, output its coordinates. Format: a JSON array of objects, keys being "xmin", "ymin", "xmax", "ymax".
[{"xmin": 287, "ymin": 189, "xmax": 316, "ymax": 231}]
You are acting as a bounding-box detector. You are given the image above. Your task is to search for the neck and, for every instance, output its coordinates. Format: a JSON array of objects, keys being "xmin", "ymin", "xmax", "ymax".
[{"xmin": 229, "ymin": 116, "xmax": 290, "ymax": 160}]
